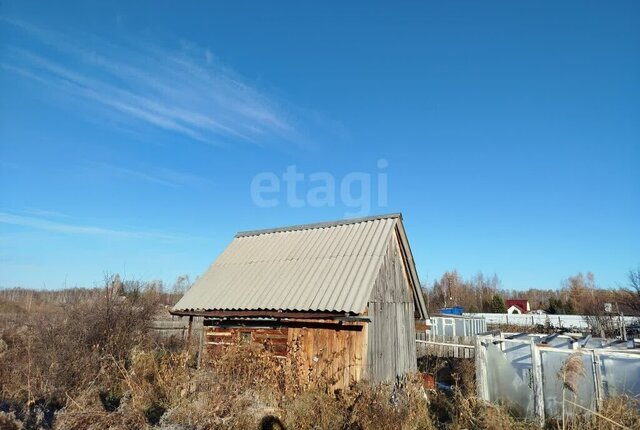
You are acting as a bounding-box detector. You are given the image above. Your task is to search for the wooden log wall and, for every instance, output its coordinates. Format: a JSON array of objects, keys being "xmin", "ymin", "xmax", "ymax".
[
  {"xmin": 205, "ymin": 326, "xmax": 289, "ymax": 356},
  {"xmin": 202, "ymin": 320, "xmax": 368, "ymax": 388}
]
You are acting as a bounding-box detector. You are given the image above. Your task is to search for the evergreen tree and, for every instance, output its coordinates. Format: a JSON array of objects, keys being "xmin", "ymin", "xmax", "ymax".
[{"xmin": 491, "ymin": 294, "xmax": 506, "ymax": 313}]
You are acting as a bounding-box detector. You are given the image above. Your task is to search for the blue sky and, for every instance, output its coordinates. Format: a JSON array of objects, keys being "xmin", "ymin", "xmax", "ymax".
[{"xmin": 0, "ymin": 1, "xmax": 638, "ymax": 290}]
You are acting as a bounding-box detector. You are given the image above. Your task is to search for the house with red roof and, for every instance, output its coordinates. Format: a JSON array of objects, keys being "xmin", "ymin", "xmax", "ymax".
[{"xmin": 506, "ymin": 299, "xmax": 530, "ymax": 314}]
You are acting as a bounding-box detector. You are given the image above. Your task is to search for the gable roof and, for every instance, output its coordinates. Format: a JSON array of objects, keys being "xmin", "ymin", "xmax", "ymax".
[
  {"xmin": 507, "ymin": 304, "xmax": 526, "ymax": 313},
  {"xmin": 506, "ymin": 299, "xmax": 529, "ymax": 312},
  {"xmin": 173, "ymin": 213, "xmax": 427, "ymax": 318}
]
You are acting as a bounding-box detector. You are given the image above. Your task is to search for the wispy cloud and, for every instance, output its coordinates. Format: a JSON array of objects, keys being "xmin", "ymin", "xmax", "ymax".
[
  {"xmin": 1, "ymin": 18, "xmax": 302, "ymax": 148},
  {"xmin": 20, "ymin": 209, "xmax": 69, "ymax": 218},
  {"xmin": 0, "ymin": 212, "xmax": 181, "ymax": 241},
  {"xmin": 88, "ymin": 161, "xmax": 211, "ymax": 188}
]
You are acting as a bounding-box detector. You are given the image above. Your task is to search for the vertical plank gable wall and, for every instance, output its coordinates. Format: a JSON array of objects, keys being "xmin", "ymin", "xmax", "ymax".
[{"xmin": 367, "ymin": 226, "xmax": 418, "ymax": 381}]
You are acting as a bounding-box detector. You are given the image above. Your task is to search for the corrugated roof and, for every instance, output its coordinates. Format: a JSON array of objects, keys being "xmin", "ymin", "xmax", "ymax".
[{"xmin": 173, "ymin": 213, "xmax": 423, "ymax": 315}]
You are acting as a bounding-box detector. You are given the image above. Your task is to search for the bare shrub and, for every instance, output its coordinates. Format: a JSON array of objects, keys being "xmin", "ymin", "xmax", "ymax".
[
  {"xmin": 0, "ymin": 275, "xmax": 160, "ymax": 424},
  {"xmin": 0, "ymin": 411, "xmax": 23, "ymax": 430}
]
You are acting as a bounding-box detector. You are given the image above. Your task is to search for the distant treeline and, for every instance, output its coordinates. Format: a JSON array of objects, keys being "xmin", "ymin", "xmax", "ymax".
[
  {"xmin": 3, "ymin": 269, "xmax": 639, "ymax": 318},
  {"xmin": 423, "ymin": 268, "xmax": 640, "ymax": 316},
  {"xmin": 0, "ymin": 274, "xmax": 192, "ymax": 313}
]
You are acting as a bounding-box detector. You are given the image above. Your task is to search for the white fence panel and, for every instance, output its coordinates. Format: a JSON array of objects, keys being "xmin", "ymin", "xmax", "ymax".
[{"xmin": 465, "ymin": 313, "xmax": 637, "ymax": 329}]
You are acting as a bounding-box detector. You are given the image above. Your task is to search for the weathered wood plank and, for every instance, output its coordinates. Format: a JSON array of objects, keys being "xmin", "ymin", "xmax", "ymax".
[
  {"xmin": 415, "ymin": 336, "xmax": 476, "ymax": 359},
  {"xmin": 367, "ymin": 231, "xmax": 418, "ymax": 381},
  {"xmin": 530, "ymin": 339, "xmax": 545, "ymax": 425}
]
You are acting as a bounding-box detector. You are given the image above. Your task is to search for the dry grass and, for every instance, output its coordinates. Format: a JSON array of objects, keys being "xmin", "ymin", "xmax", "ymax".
[
  {"xmin": 548, "ymin": 396, "xmax": 640, "ymax": 430},
  {"xmin": 557, "ymin": 352, "xmax": 586, "ymax": 429},
  {"xmin": 3, "ymin": 325, "xmax": 639, "ymax": 430},
  {"xmin": 46, "ymin": 331, "xmax": 436, "ymax": 430},
  {"xmin": 557, "ymin": 352, "xmax": 586, "ymax": 395},
  {"xmin": 430, "ymin": 388, "xmax": 538, "ymax": 430},
  {"xmin": 162, "ymin": 343, "xmax": 435, "ymax": 430},
  {"xmin": 1, "ymin": 282, "xmax": 640, "ymax": 429}
]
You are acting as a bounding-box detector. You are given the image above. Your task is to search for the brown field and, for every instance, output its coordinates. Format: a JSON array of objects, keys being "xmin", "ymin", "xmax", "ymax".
[{"xmin": 1, "ymin": 278, "xmax": 638, "ymax": 430}]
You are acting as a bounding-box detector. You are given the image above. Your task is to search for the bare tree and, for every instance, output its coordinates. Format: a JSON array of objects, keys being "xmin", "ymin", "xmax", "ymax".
[{"xmin": 622, "ymin": 267, "xmax": 640, "ymax": 314}]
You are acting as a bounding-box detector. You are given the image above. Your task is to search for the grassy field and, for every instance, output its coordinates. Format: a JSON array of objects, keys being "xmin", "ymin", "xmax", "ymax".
[{"xmin": 0, "ymin": 279, "xmax": 638, "ymax": 430}]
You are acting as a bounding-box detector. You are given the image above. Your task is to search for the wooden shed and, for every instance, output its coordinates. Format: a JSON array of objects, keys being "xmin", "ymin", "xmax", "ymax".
[{"xmin": 171, "ymin": 213, "xmax": 428, "ymax": 385}]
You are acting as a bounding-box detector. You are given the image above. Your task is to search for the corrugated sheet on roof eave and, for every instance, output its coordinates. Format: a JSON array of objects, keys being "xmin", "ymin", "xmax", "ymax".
[
  {"xmin": 235, "ymin": 213, "xmax": 402, "ymax": 238},
  {"xmin": 177, "ymin": 307, "xmax": 358, "ymax": 314}
]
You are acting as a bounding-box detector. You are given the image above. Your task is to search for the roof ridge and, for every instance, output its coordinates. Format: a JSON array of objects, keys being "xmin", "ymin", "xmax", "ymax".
[{"xmin": 235, "ymin": 213, "xmax": 402, "ymax": 238}]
